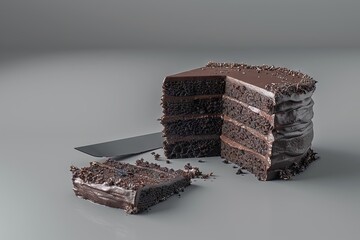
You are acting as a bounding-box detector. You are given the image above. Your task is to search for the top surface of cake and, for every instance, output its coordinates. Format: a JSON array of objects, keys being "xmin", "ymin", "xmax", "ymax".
[
  {"xmin": 166, "ymin": 62, "xmax": 316, "ymax": 94},
  {"xmin": 71, "ymin": 159, "xmax": 186, "ymax": 191}
]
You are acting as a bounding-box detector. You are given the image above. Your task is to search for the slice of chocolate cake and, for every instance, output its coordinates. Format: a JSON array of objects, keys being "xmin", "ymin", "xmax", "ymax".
[
  {"xmin": 70, "ymin": 159, "xmax": 191, "ymax": 213},
  {"xmin": 161, "ymin": 62, "xmax": 317, "ymax": 181}
]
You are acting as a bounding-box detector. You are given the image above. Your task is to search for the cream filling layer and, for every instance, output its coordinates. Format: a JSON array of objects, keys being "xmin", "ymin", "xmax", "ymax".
[
  {"xmin": 74, "ymin": 178, "xmax": 137, "ymax": 205},
  {"xmin": 220, "ymin": 135, "xmax": 271, "ymax": 166},
  {"xmin": 223, "ymin": 95, "xmax": 275, "ymax": 123}
]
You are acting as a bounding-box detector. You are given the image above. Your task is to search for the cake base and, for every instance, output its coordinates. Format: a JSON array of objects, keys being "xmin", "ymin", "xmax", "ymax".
[
  {"xmin": 221, "ymin": 141, "xmax": 268, "ymax": 180},
  {"xmin": 164, "ymin": 138, "xmax": 221, "ymax": 159},
  {"xmin": 221, "ymin": 139, "xmax": 318, "ymax": 180}
]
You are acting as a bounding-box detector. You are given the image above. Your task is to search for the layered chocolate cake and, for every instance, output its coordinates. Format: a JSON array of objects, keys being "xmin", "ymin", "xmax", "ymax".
[
  {"xmin": 70, "ymin": 159, "xmax": 191, "ymax": 213},
  {"xmin": 161, "ymin": 62, "xmax": 317, "ymax": 180}
]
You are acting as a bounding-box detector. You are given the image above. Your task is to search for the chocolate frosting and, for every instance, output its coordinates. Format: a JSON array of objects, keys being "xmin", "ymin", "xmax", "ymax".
[
  {"xmin": 167, "ymin": 62, "xmax": 316, "ymax": 95},
  {"xmin": 271, "ymin": 90, "xmax": 315, "ymax": 167}
]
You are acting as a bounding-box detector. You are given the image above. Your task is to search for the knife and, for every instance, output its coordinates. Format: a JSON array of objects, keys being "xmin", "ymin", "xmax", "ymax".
[{"xmin": 75, "ymin": 132, "xmax": 163, "ymax": 158}]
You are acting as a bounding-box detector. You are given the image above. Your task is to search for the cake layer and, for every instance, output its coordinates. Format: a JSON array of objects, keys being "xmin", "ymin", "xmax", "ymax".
[
  {"xmin": 223, "ymin": 96, "xmax": 274, "ymax": 135},
  {"xmin": 220, "ymin": 140, "xmax": 269, "ymax": 181},
  {"xmin": 222, "ymin": 118, "xmax": 270, "ymax": 156},
  {"xmin": 134, "ymin": 177, "xmax": 190, "ymax": 211},
  {"xmin": 162, "ymin": 116, "xmax": 223, "ymax": 136},
  {"xmin": 164, "ymin": 137, "xmax": 221, "ymax": 159},
  {"xmin": 221, "ymin": 137, "xmax": 316, "ymax": 180},
  {"xmin": 163, "ymin": 76, "xmax": 225, "ymax": 96},
  {"xmin": 162, "ymin": 95, "xmax": 223, "ymax": 116},
  {"xmin": 225, "ymin": 77, "xmax": 275, "ymax": 113}
]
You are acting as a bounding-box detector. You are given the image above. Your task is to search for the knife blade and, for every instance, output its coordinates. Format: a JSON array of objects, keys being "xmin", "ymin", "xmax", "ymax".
[{"xmin": 75, "ymin": 132, "xmax": 163, "ymax": 158}]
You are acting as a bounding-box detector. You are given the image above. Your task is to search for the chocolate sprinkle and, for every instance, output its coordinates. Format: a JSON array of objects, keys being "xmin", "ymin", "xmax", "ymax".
[
  {"xmin": 183, "ymin": 163, "xmax": 214, "ymax": 179},
  {"xmin": 236, "ymin": 169, "xmax": 247, "ymax": 175},
  {"xmin": 154, "ymin": 153, "xmax": 161, "ymax": 160},
  {"xmin": 205, "ymin": 61, "xmax": 317, "ymax": 95}
]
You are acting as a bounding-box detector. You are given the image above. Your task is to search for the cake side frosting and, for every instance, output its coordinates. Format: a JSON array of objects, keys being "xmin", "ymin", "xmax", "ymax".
[{"xmin": 270, "ymin": 89, "xmax": 315, "ymax": 170}]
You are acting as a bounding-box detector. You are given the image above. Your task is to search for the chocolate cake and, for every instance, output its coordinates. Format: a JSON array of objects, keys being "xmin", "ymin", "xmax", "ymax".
[
  {"xmin": 70, "ymin": 159, "xmax": 191, "ymax": 213},
  {"xmin": 161, "ymin": 62, "xmax": 317, "ymax": 180}
]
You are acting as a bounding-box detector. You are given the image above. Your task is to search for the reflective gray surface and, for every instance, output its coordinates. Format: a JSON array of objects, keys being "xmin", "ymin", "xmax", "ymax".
[{"xmin": 1, "ymin": 49, "xmax": 359, "ymax": 240}]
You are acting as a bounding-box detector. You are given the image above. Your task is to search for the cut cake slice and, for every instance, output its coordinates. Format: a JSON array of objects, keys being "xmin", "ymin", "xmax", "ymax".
[{"xmin": 70, "ymin": 159, "xmax": 191, "ymax": 213}]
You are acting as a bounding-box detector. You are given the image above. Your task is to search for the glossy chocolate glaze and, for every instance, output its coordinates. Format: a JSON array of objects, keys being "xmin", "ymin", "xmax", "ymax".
[
  {"xmin": 271, "ymin": 90, "xmax": 315, "ymax": 169},
  {"xmin": 167, "ymin": 62, "xmax": 316, "ymax": 94}
]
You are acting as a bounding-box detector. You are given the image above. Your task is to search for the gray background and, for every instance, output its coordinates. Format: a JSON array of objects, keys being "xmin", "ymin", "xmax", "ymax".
[
  {"xmin": 1, "ymin": 0, "xmax": 360, "ymax": 50},
  {"xmin": 1, "ymin": 1, "xmax": 360, "ymax": 240}
]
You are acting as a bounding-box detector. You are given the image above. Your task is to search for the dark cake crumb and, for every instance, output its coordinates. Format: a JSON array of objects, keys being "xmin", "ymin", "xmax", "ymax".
[
  {"xmin": 184, "ymin": 163, "xmax": 192, "ymax": 170},
  {"xmin": 150, "ymin": 152, "xmax": 155, "ymax": 155},
  {"xmin": 233, "ymin": 165, "xmax": 239, "ymax": 168},
  {"xmin": 198, "ymin": 159, "xmax": 205, "ymax": 163},
  {"xmin": 183, "ymin": 163, "xmax": 214, "ymax": 179},
  {"xmin": 201, "ymin": 172, "xmax": 213, "ymax": 179},
  {"xmin": 236, "ymin": 169, "xmax": 247, "ymax": 175},
  {"xmin": 222, "ymin": 159, "xmax": 230, "ymax": 164},
  {"xmin": 154, "ymin": 153, "xmax": 161, "ymax": 160},
  {"xmin": 166, "ymin": 160, "xmax": 171, "ymax": 164}
]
